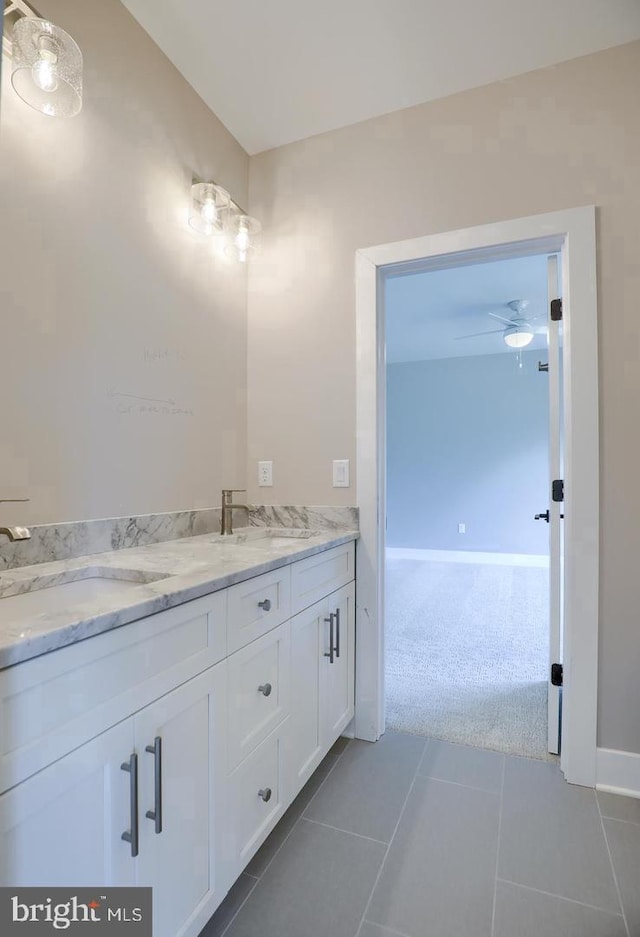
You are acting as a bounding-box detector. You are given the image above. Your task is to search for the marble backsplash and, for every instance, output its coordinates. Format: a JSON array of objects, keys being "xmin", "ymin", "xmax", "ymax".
[
  {"xmin": 249, "ymin": 504, "xmax": 359, "ymax": 531},
  {"xmin": 0, "ymin": 505, "xmax": 358, "ymax": 571},
  {"xmin": 0, "ymin": 509, "xmax": 221, "ymax": 571}
]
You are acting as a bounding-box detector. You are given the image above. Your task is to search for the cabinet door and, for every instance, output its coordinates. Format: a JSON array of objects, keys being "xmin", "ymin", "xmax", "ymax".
[
  {"xmin": 0, "ymin": 720, "xmax": 135, "ymax": 887},
  {"xmin": 135, "ymin": 665, "xmax": 228, "ymax": 937},
  {"xmin": 322, "ymin": 582, "xmax": 356, "ymax": 745},
  {"xmin": 289, "ymin": 598, "xmax": 327, "ymax": 789}
]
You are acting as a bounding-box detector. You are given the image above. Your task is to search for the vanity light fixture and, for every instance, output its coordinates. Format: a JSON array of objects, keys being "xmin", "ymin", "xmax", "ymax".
[
  {"xmin": 187, "ymin": 174, "xmax": 261, "ymax": 262},
  {"xmin": 4, "ymin": 2, "xmax": 83, "ymax": 117},
  {"xmin": 226, "ymin": 211, "xmax": 261, "ymax": 263},
  {"xmin": 189, "ymin": 181, "xmax": 231, "ymax": 236}
]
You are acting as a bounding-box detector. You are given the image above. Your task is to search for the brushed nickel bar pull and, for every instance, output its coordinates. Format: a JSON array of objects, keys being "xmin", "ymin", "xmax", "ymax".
[
  {"xmin": 121, "ymin": 752, "xmax": 139, "ymax": 857},
  {"xmin": 324, "ymin": 613, "xmax": 334, "ymax": 664},
  {"xmin": 335, "ymin": 607, "xmax": 341, "ymax": 659},
  {"xmin": 145, "ymin": 736, "xmax": 163, "ymax": 835}
]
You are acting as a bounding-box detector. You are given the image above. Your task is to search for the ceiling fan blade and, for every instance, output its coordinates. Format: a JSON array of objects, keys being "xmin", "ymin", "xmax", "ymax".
[
  {"xmin": 488, "ymin": 312, "xmax": 515, "ymax": 324},
  {"xmin": 454, "ymin": 328, "xmax": 506, "ymax": 340}
]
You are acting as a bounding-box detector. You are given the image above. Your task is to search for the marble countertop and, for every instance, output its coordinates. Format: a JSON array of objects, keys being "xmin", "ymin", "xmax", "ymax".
[{"xmin": 0, "ymin": 527, "xmax": 358, "ymax": 669}]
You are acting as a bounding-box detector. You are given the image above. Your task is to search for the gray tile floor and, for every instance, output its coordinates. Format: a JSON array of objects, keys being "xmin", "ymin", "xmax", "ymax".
[{"xmin": 200, "ymin": 732, "xmax": 639, "ymax": 937}]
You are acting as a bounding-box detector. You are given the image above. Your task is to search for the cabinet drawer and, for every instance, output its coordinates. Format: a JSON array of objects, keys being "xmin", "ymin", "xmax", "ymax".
[
  {"xmin": 227, "ymin": 567, "xmax": 291, "ymax": 653},
  {"xmin": 291, "ymin": 542, "xmax": 354, "ymax": 615},
  {"xmin": 227, "ymin": 622, "xmax": 290, "ymax": 771},
  {"xmin": 229, "ymin": 722, "xmax": 289, "ymax": 874},
  {"xmin": 0, "ymin": 591, "xmax": 227, "ymax": 793}
]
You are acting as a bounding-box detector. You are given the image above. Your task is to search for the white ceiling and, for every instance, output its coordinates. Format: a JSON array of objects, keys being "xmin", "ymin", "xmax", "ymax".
[
  {"xmin": 385, "ymin": 254, "xmax": 552, "ymax": 363},
  {"xmin": 121, "ymin": 0, "xmax": 640, "ymax": 154}
]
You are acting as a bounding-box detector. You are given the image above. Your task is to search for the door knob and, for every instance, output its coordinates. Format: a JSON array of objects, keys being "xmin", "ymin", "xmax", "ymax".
[{"xmin": 534, "ymin": 510, "xmax": 550, "ymax": 523}]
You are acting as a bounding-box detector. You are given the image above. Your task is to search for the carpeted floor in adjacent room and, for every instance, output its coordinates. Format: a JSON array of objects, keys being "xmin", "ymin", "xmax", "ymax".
[{"xmin": 385, "ymin": 557, "xmax": 551, "ymax": 760}]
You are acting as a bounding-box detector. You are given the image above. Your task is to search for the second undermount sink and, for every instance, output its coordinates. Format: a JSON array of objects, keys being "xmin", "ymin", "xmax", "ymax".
[
  {"xmin": 0, "ymin": 566, "xmax": 172, "ymax": 627},
  {"xmin": 215, "ymin": 528, "xmax": 320, "ymax": 548}
]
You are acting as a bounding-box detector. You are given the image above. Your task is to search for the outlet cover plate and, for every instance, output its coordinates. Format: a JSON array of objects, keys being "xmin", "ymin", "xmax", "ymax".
[{"xmin": 258, "ymin": 461, "xmax": 273, "ymax": 487}]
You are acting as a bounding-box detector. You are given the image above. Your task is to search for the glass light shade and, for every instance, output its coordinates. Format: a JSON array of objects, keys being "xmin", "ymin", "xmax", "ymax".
[
  {"xmin": 10, "ymin": 17, "xmax": 83, "ymax": 118},
  {"xmin": 504, "ymin": 325, "xmax": 534, "ymax": 348},
  {"xmin": 226, "ymin": 213, "xmax": 261, "ymax": 263},
  {"xmin": 189, "ymin": 183, "xmax": 230, "ymax": 235}
]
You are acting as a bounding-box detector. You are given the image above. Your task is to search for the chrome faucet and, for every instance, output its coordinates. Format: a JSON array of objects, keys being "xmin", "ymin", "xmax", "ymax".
[
  {"xmin": 221, "ymin": 489, "xmax": 250, "ymax": 536},
  {"xmin": 0, "ymin": 499, "xmax": 31, "ymax": 541}
]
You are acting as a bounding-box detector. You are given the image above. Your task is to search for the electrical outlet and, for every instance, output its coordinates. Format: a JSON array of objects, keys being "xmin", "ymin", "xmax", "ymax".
[
  {"xmin": 258, "ymin": 461, "xmax": 273, "ymax": 487},
  {"xmin": 333, "ymin": 459, "xmax": 350, "ymax": 488},
  {"xmin": 458, "ymin": 523, "xmax": 466, "ymax": 534}
]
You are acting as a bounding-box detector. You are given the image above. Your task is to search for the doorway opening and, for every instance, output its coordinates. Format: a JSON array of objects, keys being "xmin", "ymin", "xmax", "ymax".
[
  {"xmin": 384, "ymin": 252, "xmax": 562, "ymax": 760},
  {"xmin": 354, "ymin": 207, "xmax": 598, "ymax": 787}
]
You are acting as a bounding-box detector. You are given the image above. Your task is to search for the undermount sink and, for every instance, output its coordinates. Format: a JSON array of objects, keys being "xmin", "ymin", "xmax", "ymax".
[
  {"xmin": 214, "ymin": 528, "xmax": 320, "ymax": 548},
  {"xmin": 0, "ymin": 566, "xmax": 171, "ymax": 627}
]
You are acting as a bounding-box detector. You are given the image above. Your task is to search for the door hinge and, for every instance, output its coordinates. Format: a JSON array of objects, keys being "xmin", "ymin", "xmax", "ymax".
[
  {"xmin": 550, "ymin": 298, "xmax": 563, "ymax": 321},
  {"xmin": 552, "ymin": 479, "xmax": 564, "ymax": 502},
  {"xmin": 551, "ymin": 663, "xmax": 563, "ymax": 687}
]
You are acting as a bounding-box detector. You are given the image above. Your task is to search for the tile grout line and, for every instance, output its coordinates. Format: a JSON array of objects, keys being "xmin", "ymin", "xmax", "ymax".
[
  {"xmin": 216, "ymin": 741, "xmax": 351, "ymax": 937},
  {"xmin": 596, "ymin": 792, "xmax": 631, "ymax": 937},
  {"xmin": 490, "ymin": 755, "xmax": 506, "ymax": 937},
  {"xmin": 599, "ymin": 813, "xmax": 640, "ymax": 830},
  {"xmin": 497, "ymin": 878, "xmax": 628, "ymax": 920},
  {"xmin": 360, "ymin": 920, "xmax": 414, "ymax": 937},
  {"xmin": 415, "ymin": 772, "xmax": 502, "ymax": 798},
  {"xmin": 353, "ymin": 737, "xmax": 430, "ymax": 937},
  {"xmin": 302, "ymin": 816, "xmax": 388, "ymax": 845}
]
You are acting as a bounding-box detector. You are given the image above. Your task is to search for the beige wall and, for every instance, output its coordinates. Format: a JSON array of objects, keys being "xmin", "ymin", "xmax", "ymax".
[
  {"xmin": 247, "ymin": 41, "xmax": 640, "ymax": 754},
  {"xmin": 0, "ymin": 0, "xmax": 250, "ymax": 526}
]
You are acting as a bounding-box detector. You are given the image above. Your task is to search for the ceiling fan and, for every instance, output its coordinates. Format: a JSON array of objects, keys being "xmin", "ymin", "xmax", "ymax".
[{"xmin": 455, "ymin": 299, "xmax": 546, "ymax": 348}]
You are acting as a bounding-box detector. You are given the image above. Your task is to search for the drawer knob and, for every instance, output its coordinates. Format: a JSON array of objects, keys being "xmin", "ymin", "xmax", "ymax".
[
  {"xmin": 258, "ymin": 683, "xmax": 272, "ymax": 697},
  {"xmin": 258, "ymin": 787, "xmax": 272, "ymax": 802},
  {"xmin": 258, "ymin": 599, "xmax": 272, "ymax": 611}
]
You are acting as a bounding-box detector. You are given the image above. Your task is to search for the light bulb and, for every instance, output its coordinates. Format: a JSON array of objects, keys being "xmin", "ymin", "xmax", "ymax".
[
  {"xmin": 201, "ymin": 197, "xmax": 217, "ymax": 227},
  {"xmin": 235, "ymin": 223, "xmax": 250, "ymax": 262},
  {"xmin": 32, "ymin": 56, "xmax": 59, "ymax": 92},
  {"xmin": 235, "ymin": 224, "xmax": 250, "ymax": 253}
]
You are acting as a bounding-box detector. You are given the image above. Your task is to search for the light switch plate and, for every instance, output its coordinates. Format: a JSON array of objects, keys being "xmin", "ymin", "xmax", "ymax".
[
  {"xmin": 258, "ymin": 461, "xmax": 273, "ymax": 487},
  {"xmin": 332, "ymin": 459, "xmax": 350, "ymax": 488}
]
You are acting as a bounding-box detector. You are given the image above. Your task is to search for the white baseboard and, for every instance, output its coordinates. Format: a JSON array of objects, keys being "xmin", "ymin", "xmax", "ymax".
[
  {"xmin": 386, "ymin": 547, "xmax": 549, "ymax": 568},
  {"xmin": 596, "ymin": 747, "xmax": 640, "ymax": 799}
]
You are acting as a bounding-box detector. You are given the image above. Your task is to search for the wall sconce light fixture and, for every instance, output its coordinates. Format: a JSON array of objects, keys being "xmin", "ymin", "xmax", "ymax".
[
  {"xmin": 226, "ymin": 211, "xmax": 261, "ymax": 263},
  {"xmin": 189, "ymin": 176, "xmax": 261, "ymax": 262},
  {"xmin": 189, "ymin": 182, "xmax": 230, "ymax": 236},
  {"xmin": 5, "ymin": 2, "xmax": 83, "ymax": 118}
]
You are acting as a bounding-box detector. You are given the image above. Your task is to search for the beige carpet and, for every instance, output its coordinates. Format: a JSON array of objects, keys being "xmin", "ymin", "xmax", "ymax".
[{"xmin": 385, "ymin": 557, "xmax": 552, "ymax": 760}]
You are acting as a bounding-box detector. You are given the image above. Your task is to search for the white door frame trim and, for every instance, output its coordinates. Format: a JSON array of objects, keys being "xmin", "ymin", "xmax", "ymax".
[{"xmin": 354, "ymin": 206, "xmax": 599, "ymax": 787}]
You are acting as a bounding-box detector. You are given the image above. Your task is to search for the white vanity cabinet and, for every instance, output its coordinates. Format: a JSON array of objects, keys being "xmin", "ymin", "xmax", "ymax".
[{"xmin": 0, "ymin": 537, "xmax": 356, "ymax": 937}]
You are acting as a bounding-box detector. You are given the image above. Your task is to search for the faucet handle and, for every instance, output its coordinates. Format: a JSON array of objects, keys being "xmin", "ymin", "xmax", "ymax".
[{"xmin": 0, "ymin": 499, "xmax": 30, "ymax": 503}]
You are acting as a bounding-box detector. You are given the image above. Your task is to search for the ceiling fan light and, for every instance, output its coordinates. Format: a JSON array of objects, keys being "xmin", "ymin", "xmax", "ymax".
[{"xmin": 504, "ymin": 325, "xmax": 534, "ymax": 348}]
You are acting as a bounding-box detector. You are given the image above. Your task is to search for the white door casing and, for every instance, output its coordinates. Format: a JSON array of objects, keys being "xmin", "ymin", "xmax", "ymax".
[
  {"xmin": 355, "ymin": 206, "xmax": 599, "ymax": 787},
  {"xmin": 546, "ymin": 253, "xmax": 562, "ymax": 755}
]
